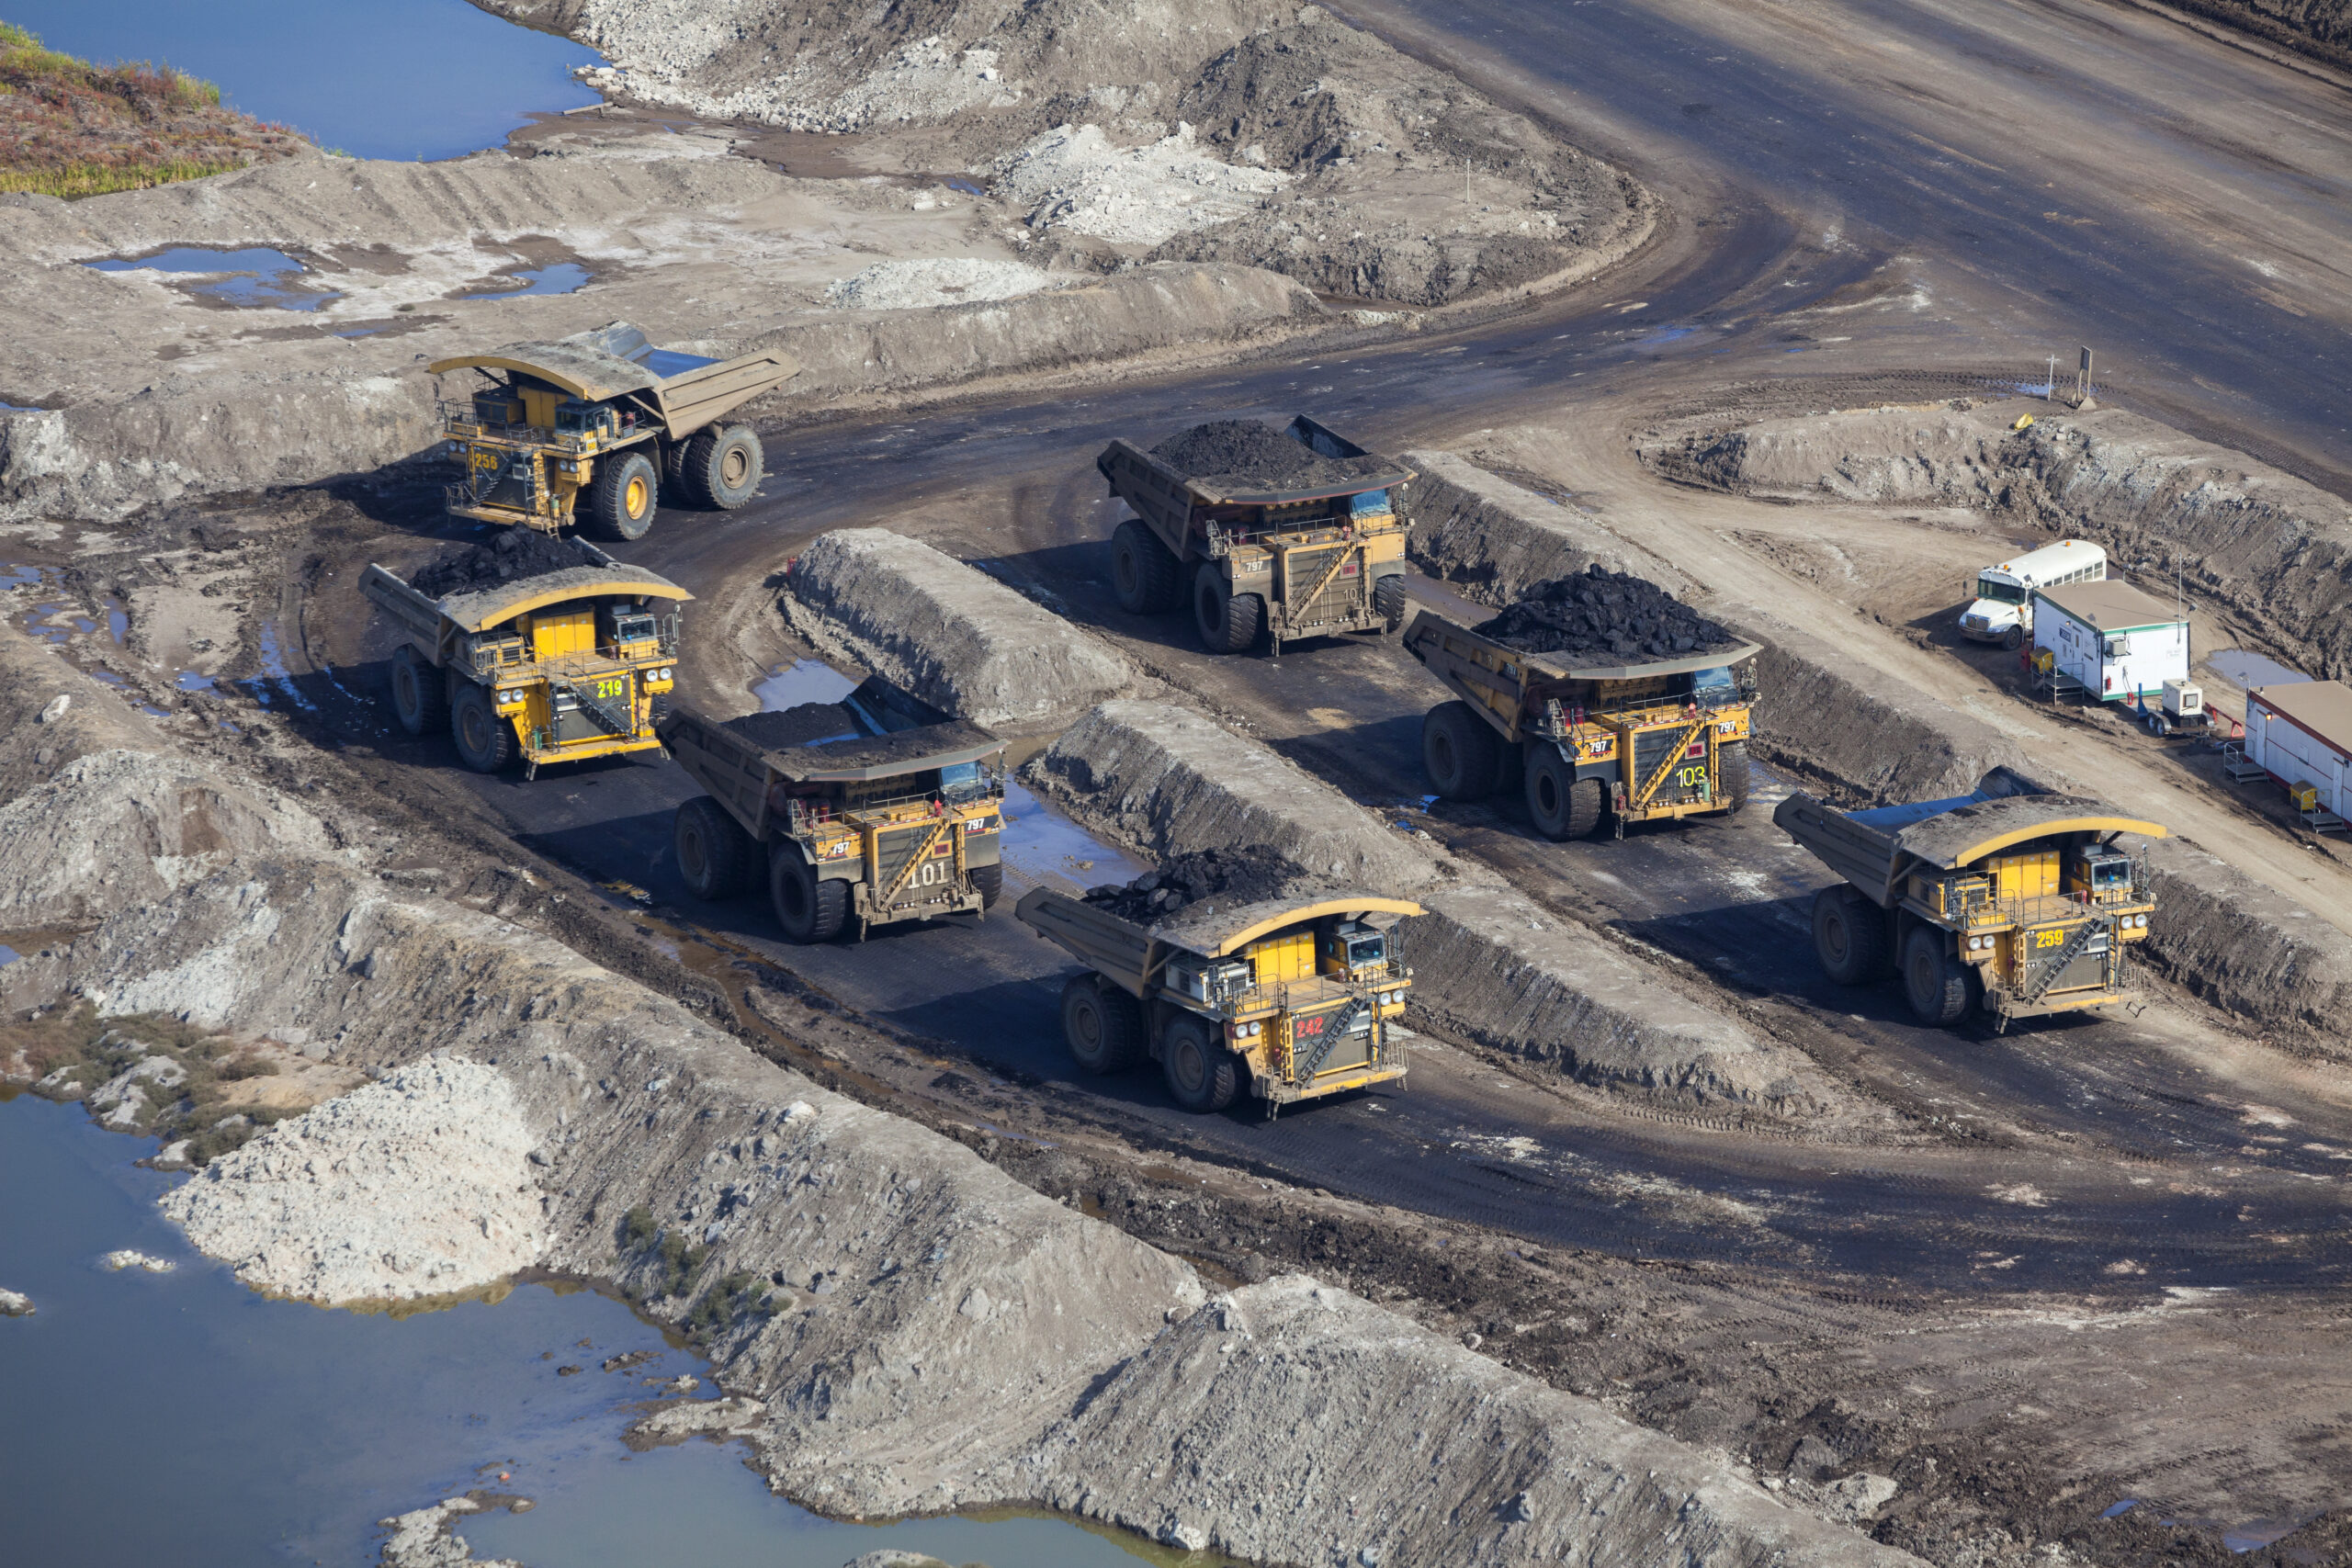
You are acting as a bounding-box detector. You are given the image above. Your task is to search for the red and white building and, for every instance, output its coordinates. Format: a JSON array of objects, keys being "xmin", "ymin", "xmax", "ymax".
[{"xmin": 2246, "ymin": 679, "xmax": 2352, "ymax": 818}]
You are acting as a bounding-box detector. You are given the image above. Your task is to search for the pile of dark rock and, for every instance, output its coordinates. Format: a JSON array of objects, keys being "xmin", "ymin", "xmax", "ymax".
[
  {"xmin": 1084, "ymin": 845, "xmax": 1305, "ymax": 922},
  {"xmin": 1474, "ymin": 563, "xmax": 1739, "ymax": 660},
  {"xmin": 410, "ymin": 528, "xmax": 586, "ymax": 599},
  {"xmin": 1149, "ymin": 420, "xmax": 1389, "ymax": 493}
]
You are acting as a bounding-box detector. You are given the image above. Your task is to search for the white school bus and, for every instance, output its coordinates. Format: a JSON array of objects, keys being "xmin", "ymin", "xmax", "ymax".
[{"xmin": 1957, "ymin": 539, "xmax": 2106, "ymax": 649}]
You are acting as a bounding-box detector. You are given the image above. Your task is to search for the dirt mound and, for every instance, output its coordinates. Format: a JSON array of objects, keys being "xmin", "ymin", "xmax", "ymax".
[
  {"xmin": 1474, "ymin": 564, "xmax": 1739, "ymax": 660},
  {"xmin": 409, "ymin": 529, "xmax": 588, "ymax": 599},
  {"xmin": 723, "ymin": 704, "xmax": 860, "ymax": 751},
  {"xmin": 1083, "ymin": 845, "xmax": 1305, "ymax": 922},
  {"xmin": 1148, "ymin": 420, "xmax": 1387, "ymax": 493}
]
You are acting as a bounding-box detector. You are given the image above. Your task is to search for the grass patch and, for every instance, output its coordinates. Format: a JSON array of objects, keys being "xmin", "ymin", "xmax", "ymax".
[
  {"xmin": 0, "ymin": 22, "xmax": 304, "ymax": 199},
  {"xmin": 683, "ymin": 1271, "xmax": 776, "ymax": 1340},
  {"xmin": 3, "ymin": 1005, "xmax": 299, "ymax": 1162}
]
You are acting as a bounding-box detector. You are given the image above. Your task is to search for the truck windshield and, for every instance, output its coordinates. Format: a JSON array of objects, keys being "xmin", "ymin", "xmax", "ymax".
[
  {"xmin": 1975, "ymin": 577, "xmax": 2025, "ymax": 604},
  {"xmin": 1350, "ymin": 490, "xmax": 1390, "ymax": 515},
  {"xmin": 1344, "ymin": 932, "xmax": 1386, "ymax": 967},
  {"xmin": 1690, "ymin": 666, "xmax": 1736, "ymax": 699},
  {"xmin": 938, "ymin": 761, "xmax": 987, "ymax": 800}
]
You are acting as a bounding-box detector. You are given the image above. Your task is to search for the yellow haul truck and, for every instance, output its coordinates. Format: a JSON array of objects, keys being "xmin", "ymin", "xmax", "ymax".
[
  {"xmin": 1404, "ymin": 610, "xmax": 1762, "ymax": 840},
  {"xmin": 1098, "ymin": 416, "xmax": 1416, "ymax": 655},
  {"xmin": 659, "ymin": 703, "xmax": 1006, "ymax": 942},
  {"xmin": 1775, "ymin": 783, "xmax": 2165, "ymax": 1030},
  {"xmin": 428, "ymin": 321, "xmax": 797, "ymax": 542},
  {"xmin": 362, "ymin": 539, "xmax": 686, "ymax": 777},
  {"xmin": 1017, "ymin": 885, "xmax": 1420, "ymax": 1115}
]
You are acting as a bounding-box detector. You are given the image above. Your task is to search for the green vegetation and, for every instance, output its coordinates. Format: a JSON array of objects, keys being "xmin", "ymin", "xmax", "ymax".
[
  {"xmin": 5, "ymin": 1001, "xmax": 292, "ymax": 1161},
  {"xmin": 0, "ymin": 20, "xmax": 303, "ymax": 198}
]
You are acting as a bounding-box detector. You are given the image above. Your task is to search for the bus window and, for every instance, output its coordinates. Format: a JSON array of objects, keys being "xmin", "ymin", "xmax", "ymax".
[{"xmin": 1976, "ymin": 578, "xmax": 2025, "ymax": 604}]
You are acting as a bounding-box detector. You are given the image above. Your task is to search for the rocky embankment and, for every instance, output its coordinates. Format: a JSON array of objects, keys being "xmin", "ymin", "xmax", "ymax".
[
  {"xmin": 0, "ymin": 618, "xmax": 1913, "ymax": 1565},
  {"xmin": 481, "ymin": 0, "xmax": 1653, "ymax": 306}
]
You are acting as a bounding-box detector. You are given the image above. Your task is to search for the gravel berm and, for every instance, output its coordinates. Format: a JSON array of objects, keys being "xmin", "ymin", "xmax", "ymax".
[
  {"xmin": 1083, "ymin": 845, "xmax": 1306, "ymax": 923},
  {"xmin": 1149, "ymin": 419, "xmax": 1389, "ymax": 494},
  {"xmin": 1476, "ymin": 563, "xmax": 1740, "ymax": 660},
  {"xmin": 409, "ymin": 529, "xmax": 585, "ymax": 599}
]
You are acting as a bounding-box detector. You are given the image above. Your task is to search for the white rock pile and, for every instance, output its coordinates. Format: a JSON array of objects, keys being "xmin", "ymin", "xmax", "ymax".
[
  {"xmin": 823, "ymin": 257, "xmax": 1063, "ymax": 311},
  {"xmin": 0, "ymin": 1287, "xmax": 32, "ymax": 1315},
  {"xmin": 161, "ymin": 1055, "xmax": 545, "ymax": 1304},
  {"xmin": 991, "ymin": 122, "xmax": 1293, "ymax": 246}
]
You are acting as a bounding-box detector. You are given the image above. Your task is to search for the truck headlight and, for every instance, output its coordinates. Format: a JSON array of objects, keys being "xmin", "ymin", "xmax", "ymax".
[{"xmin": 2133, "ymin": 914, "xmax": 2147, "ymax": 928}]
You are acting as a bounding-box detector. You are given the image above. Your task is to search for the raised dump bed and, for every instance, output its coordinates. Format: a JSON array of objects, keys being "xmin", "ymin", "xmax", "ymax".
[
  {"xmin": 1099, "ymin": 415, "xmax": 1416, "ymax": 655},
  {"xmin": 1404, "ymin": 594, "xmax": 1761, "ymax": 840},
  {"xmin": 362, "ymin": 535, "xmax": 687, "ymax": 777},
  {"xmin": 660, "ymin": 699, "xmax": 1006, "ymax": 942},
  {"xmin": 429, "ymin": 321, "xmax": 797, "ymax": 541},
  {"xmin": 1019, "ymin": 874, "xmax": 1421, "ymax": 1116},
  {"xmin": 1776, "ymin": 782, "xmax": 2166, "ymax": 1030}
]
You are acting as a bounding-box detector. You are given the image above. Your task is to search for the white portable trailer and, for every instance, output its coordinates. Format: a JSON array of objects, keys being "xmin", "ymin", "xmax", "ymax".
[
  {"xmin": 2245, "ymin": 680, "xmax": 2352, "ymax": 828},
  {"xmin": 2030, "ymin": 580, "xmax": 2188, "ymax": 704}
]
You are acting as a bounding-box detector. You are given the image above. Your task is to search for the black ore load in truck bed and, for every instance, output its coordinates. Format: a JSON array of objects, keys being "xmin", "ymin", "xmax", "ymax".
[
  {"xmin": 1475, "ymin": 564, "xmax": 1741, "ymax": 661},
  {"xmin": 408, "ymin": 528, "xmax": 587, "ymax": 598},
  {"xmin": 1083, "ymin": 845, "xmax": 1307, "ymax": 924},
  {"xmin": 1148, "ymin": 420, "xmax": 1393, "ymax": 495}
]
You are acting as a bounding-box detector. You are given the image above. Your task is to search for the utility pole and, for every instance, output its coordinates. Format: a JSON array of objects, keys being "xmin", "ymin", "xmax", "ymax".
[
  {"xmin": 2044, "ymin": 355, "xmax": 2058, "ymax": 399},
  {"xmin": 2076, "ymin": 345, "xmax": 2093, "ymax": 400}
]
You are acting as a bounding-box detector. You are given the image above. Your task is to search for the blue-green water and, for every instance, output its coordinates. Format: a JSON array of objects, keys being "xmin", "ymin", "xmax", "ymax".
[
  {"xmin": 6, "ymin": 0, "xmax": 603, "ymax": 161},
  {"xmin": 0, "ymin": 1095, "xmax": 1167, "ymax": 1567}
]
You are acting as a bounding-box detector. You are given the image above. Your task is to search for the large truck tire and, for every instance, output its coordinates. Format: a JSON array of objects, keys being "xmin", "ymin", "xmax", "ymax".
[
  {"xmin": 771, "ymin": 850, "xmax": 850, "ymax": 942},
  {"xmin": 1159, "ymin": 1013, "xmax": 1241, "ymax": 1111},
  {"xmin": 1812, "ymin": 886, "xmax": 1890, "ymax": 986},
  {"xmin": 968, "ymin": 862, "xmax": 1004, "ymax": 909},
  {"xmin": 674, "ymin": 796, "xmax": 758, "ymax": 900},
  {"xmin": 1717, "ymin": 741, "xmax": 1751, "ymax": 814},
  {"xmin": 449, "ymin": 682, "xmax": 514, "ymax": 773},
  {"xmin": 1061, "ymin": 975, "xmax": 1146, "ymax": 1075},
  {"xmin": 1422, "ymin": 701, "xmax": 1500, "ymax": 801},
  {"xmin": 1193, "ymin": 563, "xmax": 1262, "ymax": 654},
  {"xmin": 582, "ymin": 449, "xmax": 660, "ymax": 541},
  {"xmin": 1111, "ymin": 519, "xmax": 1183, "ymax": 614},
  {"xmin": 1525, "ymin": 745, "xmax": 1602, "ymax": 840},
  {"xmin": 1373, "ymin": 571, "xmax": 1408, "ymax": 630},
  {"xmin": 1901, "ymin": 924, "xmax": 1973, "ymax": 1027},
  {"xmin": 390, "ymin": 644, "xmax": 446, "ymax": 739},
  {"xmin": 684, "ymin": 424, "xmax": 763, "ymax": 510}
]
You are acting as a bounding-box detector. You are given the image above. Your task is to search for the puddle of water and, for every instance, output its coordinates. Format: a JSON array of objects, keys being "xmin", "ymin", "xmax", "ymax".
[
  {"xmin": 997, "ymin": 778, "xmax": 1145, "ymax": 895},
  {"xmin": 176, "ymin": 671, "xmax": 217, "ymax": 693},
  {"xmin": 2101, "ymin": 1499, "xmax": 2139, "ymax": 1518},
  {"xmin": 944, "ymin": 176, "xmax": 986, "ymax": 196},
  {"xmin": 139, "ymin": 705, "xmax": 172, "ymax": 718},
  {"xmin": 0, "ymin": 943, "xmax": 18, "ymax": 965},
  {"xmin": 1, "ymin": 1097, "xmax": 1176, "ymax": 1568},
  {"xmin": 1, "ymin": 562, "xmax": 47, "ymax": 589},
  {"xmin": 86, "ymin": 671, "xmax": 129, "ymax": 689},
  {"xmin": 246, "ymin": 622, "xmax": 318, "ymax": 714},
  {"xmin": 465, "ymin": 262, "xmax": 593, "ymax": 300},
  {"xmin": 87, "ymin": 246, "xmax": 341, "ymax": 311},
  {"xmin": 103, "ymin": 594, "xmax": 129, "ymax": 645},
  {"xmin": 6, "ymin": 0, "xmax": 603, "ymax": 162},
  {"xmin": 2208, "ymin": 647, "xmax": 2311, "ymax": 690},
  {"xmin": 754, "ymin": 659, "xmax": 859, "ymax": 712}
]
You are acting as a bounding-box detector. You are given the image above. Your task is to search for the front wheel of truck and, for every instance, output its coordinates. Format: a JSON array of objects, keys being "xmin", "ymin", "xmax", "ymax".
[
  {"xmin": 675, "ymin": 796, "xmax": 758, "ymax": 900},
  {"xmin": 1374, "ymin": 571, "xmax": 1408, "ymax": 630},
  {"xmin": 771, "ymin": 851, "xmax": 850, "ymax": 942},
  {"xmin": 1112, "ymin": 519, "xmax": 1182, "ymax": 614},
  {"xmin": 1160, "ymin": 1014, "xmax": 1240, "ymax": 1111},
  {"xmin": 1716, "ymin": 741, "xmax": 1751, "ymax": 814},
  {"xmin": 1193, "ymin": 563, "xmax": 1262, "ymax": 654},
  {"xmin": 390, "ymin": 645, "xmax": 446, "ymax": 739},
  {"xmin": 449, "ymin": 683, "xmax": 515, "ymax": 773},
  {"xmin": 968, "ymin": 862, "xmax": 1003, "ymax": 909},
  {"xmin": 582, "ymin": 449, "xmax": 660, "ymax": 541},
  {"xmin": 1061, "ymin": 975, "xmax": 1145, "ymax": 1075},
  {"xmin": 1902, "ymin": 924, "xmax": 1973, "ymax": 1027},
  {"xmin": 1813, "ymin": 886, "xmax": 1890, "ymax": 986},
  {"xmin": 1422, "ymin": 701, "xmax": 1499, "ymax": 801}
]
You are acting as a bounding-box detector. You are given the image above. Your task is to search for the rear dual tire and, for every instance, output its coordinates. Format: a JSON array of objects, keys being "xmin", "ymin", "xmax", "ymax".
[
  {"xmin": 1061, "ymin": 975, "xmax": 1147, "ymax": 1075},
  {"xmin": 684, "ymin": 423, "xmax": 763, "ymax": 510},
  {"xmin": 675, "ymin": 796, "xmax": 759, "ymax": 900},
  {"xmin": 1112, "ymin": 519, "xmax": 1184, "ymax": 614},
  {"xmin": 390, "ymin": 645, "xmax": 446, "ymax": 739},
  {"xmin": 1812, "ymin": 886, "xmax": 1892, "ymax": 987}
]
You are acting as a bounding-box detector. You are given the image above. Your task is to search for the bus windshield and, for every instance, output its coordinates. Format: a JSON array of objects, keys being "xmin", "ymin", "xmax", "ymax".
[{"xmin": 1975, "ymin": 577, "xmax": 2025, "ymax": 605}]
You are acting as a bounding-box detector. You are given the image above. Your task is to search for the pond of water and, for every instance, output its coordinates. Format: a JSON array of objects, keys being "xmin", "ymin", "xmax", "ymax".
[
  {"xmin": 87, "ymin": 246, "xmax": 339, "ymax": 311},
  {"xmin": 6, "ymin": 0, "xmax": 602, "ymax": 162},
  {"xmin": 464, "ymin": 262, "xmax": 594, "ymax": 300},
  {"xmin": 0, "ymin": 1094, "xmax": 1177, "ymax": 1568}
]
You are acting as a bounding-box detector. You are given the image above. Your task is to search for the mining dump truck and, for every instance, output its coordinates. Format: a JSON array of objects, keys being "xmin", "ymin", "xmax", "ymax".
[
  {"xmin": 1775, "ymin": 781, "xmax": 2165, "ymax": 1030},
  {"xmin": 428, "ymin": 321, "xmax": 797, "ymax": 542},
  {"xmin": 659, "ymin": 701, "xmax": 1006, "ymax": 942},
  {"xmin": 362, "ymin": 537, "xmax": 686, "ymax": 777},
  {"xmin": 1404, "ymin": 609, "xmax": 1762, "ymax": 839},
  {"xmin": 1099, "ymin": 415, "xmax": 1416, "ymax": 655},
  {"xmin": 1017, "ymin": 884, "xmax": 1420, "ymax": 1115}
]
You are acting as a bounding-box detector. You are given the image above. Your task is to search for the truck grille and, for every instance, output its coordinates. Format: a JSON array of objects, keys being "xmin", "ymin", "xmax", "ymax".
[
  {"xmin": 1284, "ymin": 547, "xmax": 1356, "ymax": 629},
  {"xmin": 1632, "ymin": 728, "xmax": 1706, "ymax": 799}
]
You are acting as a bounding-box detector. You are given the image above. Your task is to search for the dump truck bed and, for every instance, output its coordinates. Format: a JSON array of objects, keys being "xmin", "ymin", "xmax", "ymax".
[
  {"xmin": 1774, "ymin": 789, "xmax": 2167, "ymax": 907},
  {"xmin": 1100, "ymin": 415, "xmax": 1413, "ymax": 535},
  {"xmin": 660, "ymin": 704, "xmax": 999, "ymax": 840},
  {"xmin": 1404, "ymin": 608, "xmax": 1761, "ymax": 738},
  {"xmin": 427, "ymin": 321, "xmax": 796, "ymax": 443}
]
